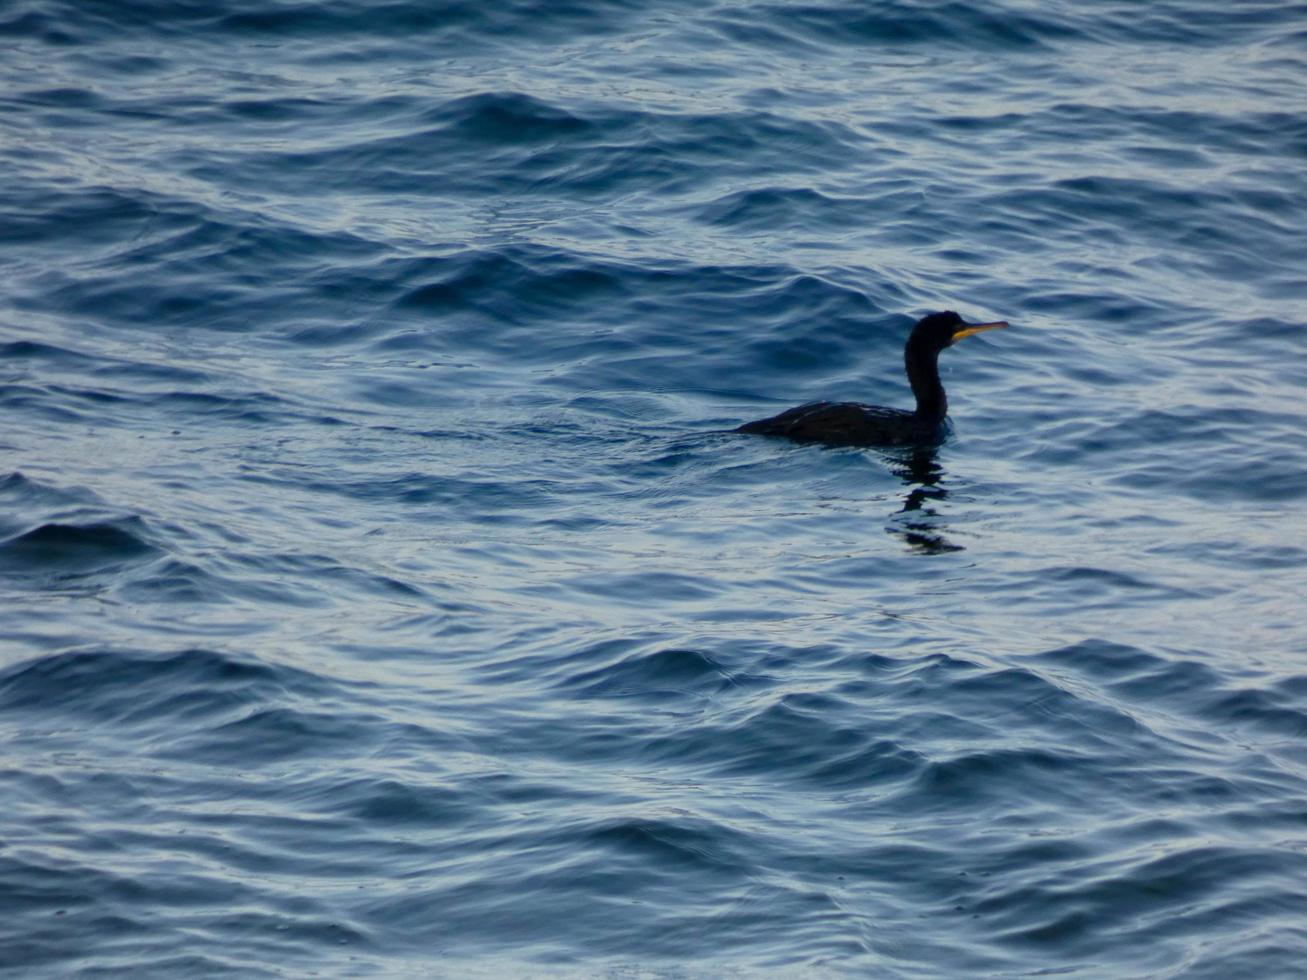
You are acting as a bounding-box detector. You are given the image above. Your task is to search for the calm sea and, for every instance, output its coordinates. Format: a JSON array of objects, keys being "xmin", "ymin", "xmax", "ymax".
[{"xmin": 2, "ymin": 1, "xmax": 1306, "ymax": 975}]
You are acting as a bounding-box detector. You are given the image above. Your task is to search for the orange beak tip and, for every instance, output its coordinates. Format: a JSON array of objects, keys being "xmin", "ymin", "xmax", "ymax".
[{"xmin": 951, "ymin": 320, "xmax": 1009, "ymax": 342}]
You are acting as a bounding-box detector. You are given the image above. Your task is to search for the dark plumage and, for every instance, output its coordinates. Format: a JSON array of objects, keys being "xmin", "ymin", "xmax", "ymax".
[{"xmin": 736, "ymin": 311, "xmax": 1008, "ymax": 447}]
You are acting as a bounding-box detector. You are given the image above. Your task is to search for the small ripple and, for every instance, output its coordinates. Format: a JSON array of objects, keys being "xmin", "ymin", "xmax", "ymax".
[
  {"xmin": 1204, "ymin": 687, "xmax": 1307, "ymax": 739},
  {"xmin": 0, "ymin": 518, "xmax": 159, "ymax": 582},
  {"xmin": 714, "ymin": 1, "xmax": 1068, "ymax": 51},
  {"xmin": 562, "ymin": 645, "xmax": 743, "ymax": 702},
  {"xmin": 692, "ymin": 186, "xmax": 872, "ymax": 232},
  {"xmin": 245, "ymin": 91, "xmax": 861, "ymax": 200},
  {"xmin": 988, "ymin": 846, "xmax": 1307, "ymax": 955},
  {"xmin": 0, "ymin": 646, "xmax": 331, "ymax": 725}
]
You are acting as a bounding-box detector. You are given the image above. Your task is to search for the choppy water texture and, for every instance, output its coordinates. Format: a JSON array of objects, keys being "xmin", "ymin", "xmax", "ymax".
[{"xmin": 3, "ymin": 0, "xmax": 1307, "ymax": 975}]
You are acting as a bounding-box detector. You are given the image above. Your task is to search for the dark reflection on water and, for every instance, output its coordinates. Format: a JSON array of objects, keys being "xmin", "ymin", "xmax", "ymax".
[{"xmin": 886, "ymin": 447, "xmax": 962, "ymax": 554}]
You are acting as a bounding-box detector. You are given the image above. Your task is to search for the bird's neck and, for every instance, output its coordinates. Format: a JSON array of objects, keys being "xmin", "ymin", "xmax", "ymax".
[{"xmin": 905, "ymin": 342, "xmax": 947, "ymax": 420}]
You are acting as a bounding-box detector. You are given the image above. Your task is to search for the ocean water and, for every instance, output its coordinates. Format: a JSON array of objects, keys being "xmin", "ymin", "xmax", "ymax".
[{"xmin": 2, "ymin": 0, "xmax": 1306, "ymax": 975}]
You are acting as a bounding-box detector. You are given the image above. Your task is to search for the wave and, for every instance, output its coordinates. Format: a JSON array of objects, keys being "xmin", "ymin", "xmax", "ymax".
[{"xmin": 0, "ymin": 518, "xmax": 158, "ymax": 580}]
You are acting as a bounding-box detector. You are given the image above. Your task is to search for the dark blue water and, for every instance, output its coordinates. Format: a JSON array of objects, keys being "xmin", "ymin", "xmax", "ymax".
[{"xmin": 3, "ymin": 1, "xmax": 1306, "ymax": 975}]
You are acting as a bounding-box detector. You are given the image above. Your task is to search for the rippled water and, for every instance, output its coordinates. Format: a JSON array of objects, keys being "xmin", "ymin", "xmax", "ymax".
[{"xmin": 3, "ymin": 1, "xmax": 1306, "ymax": 975}]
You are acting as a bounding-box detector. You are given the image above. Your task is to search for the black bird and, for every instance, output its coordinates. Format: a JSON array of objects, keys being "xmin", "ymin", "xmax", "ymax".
[{"xmin": 735, "ymin": 311, "xmax": 1008, "ymax": 447}]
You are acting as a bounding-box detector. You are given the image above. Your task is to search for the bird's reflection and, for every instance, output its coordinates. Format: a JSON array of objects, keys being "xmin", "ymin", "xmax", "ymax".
[{"xmin": 885, "ymin": 447, "xmax": 963, "ymax": 554}]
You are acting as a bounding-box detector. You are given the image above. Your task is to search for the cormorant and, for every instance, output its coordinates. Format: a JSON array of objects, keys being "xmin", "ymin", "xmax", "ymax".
[{"xmin": 735, "ymin": 311, "xmax": 1008, "ymax": 447}]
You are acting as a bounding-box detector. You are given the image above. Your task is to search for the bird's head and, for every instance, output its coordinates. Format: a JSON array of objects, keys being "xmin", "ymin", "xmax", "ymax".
[{"xmin": 910, "ymin": 310, "xmax": 1010, "ymax": 354}]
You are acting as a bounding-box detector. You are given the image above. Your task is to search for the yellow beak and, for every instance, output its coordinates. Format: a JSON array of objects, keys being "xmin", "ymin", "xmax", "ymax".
[{"xmin": 951, "ymin": 320, "xmax": 1009, "ymax": 342}]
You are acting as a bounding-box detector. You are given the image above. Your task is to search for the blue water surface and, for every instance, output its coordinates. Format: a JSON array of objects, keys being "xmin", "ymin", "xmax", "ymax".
[{"xmin": 2, "ymin": 0, "xmax": 1306, "ymax": 975}]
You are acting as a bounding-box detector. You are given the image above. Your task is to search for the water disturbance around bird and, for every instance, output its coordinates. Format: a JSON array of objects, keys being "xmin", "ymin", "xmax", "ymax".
[{"xmin": 2, "ymin": 1, "xmax": 1306, "ymax": 976}]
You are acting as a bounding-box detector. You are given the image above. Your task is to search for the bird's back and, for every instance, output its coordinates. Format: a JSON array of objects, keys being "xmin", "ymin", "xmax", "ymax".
[{"xmin": 735, "ymin": 401, "xmax": 942, "ymax": 447}]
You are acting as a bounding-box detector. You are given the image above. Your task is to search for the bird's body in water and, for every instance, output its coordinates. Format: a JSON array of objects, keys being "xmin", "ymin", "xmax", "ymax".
[{"xmin": 736, "ymin": 311, "xmax": 1008, "ymax": 447}]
